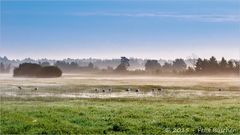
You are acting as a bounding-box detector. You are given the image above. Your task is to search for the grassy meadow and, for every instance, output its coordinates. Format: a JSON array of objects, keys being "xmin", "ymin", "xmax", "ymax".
[{"xmin": 0, "ymin": 74, "xmax": 240, "ymax": 134}]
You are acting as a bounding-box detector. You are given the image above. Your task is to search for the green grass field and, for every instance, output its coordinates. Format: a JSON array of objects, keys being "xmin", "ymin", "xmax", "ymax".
[
  {"xmin": 0, "ymin": 74, "xmax": 240, "ymax": 134},
  {"xmin": 1, "ymin": 97, "xmax": 240, "ymax": 134}
]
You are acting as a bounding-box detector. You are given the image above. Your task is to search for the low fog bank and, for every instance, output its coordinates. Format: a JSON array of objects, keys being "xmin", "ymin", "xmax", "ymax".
[{"xmin": 1, "ymin": 56, "xmax": 239, "ymax": 77}]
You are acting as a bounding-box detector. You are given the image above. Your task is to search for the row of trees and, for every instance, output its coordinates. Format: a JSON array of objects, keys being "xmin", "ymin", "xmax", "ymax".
[
  {"xmin": 54, "ymin": 61, "xmax": 95, "ymax": 72},
  {"xmin": 145, "ymin": 59, "xmax": 187, "ymax": 73},
  {"xmin": 142, "ymin": 56, "xmax": 239, "ymax": 75},
  {"xmin": 45, "ymin": 56, "xmax": 239, "ymax": 74},
  {"xmin": 1, "ymin": 56, "xmax": 239, "ymax": 75},
  {"xmin": 194, "ymin": 57, "xmax": 239, "ymax": 74},
  {"xmin": 0, "ymin": 63, "xmax": 11, "ymax": 73}
]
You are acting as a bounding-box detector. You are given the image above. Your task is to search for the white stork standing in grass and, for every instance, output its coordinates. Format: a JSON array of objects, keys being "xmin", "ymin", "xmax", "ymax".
[
  {"xmin": 108, "ymin": 88, "xmax": 112, "ymax": 93},
  {"xmin": 126, "ymin": 88, "xmax": 131, "ymax": 93},
  {"xmin": 94, "ymin": 88, "xmax": 99, "ymax": 97},
  {"xmin": 158, "ymin": 88, "xmax": 163, "ymax": 94},
  {"xmin": 135, "ymin": 89, "xmax": 140, "ymax": 96},
  {"xmin": 135, "ymin": 89, "xmax": 140, "ymax": 93},
  {"xmin": 101, "ymin": 89, "xmax": 106, "ymax": 97},
  {"xmin": 151, "ymin": 88, "xmax": 155, "ymax": 93}
]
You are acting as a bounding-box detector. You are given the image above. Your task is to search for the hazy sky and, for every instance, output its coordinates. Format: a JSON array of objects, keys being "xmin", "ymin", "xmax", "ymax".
[{"xmin": 1, "ymin": 0, "xmax": 240, "ymax": 60}]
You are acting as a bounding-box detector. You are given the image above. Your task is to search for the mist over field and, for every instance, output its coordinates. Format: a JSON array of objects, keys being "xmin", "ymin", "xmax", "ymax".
[
  {"xmin": 1, "ymin": 72, "xmax": 240, "ymax": 134},
  {"xmin": 1, "ymin": 0, "xmax": 240, "ymax": 134},
  {"xmin": 0, "ymin": 56, "xmax": 239, "ymax": 134}
]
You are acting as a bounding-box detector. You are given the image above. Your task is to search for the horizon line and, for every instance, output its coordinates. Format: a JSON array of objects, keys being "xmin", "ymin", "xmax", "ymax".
[{"xmin": 1, "ymin": 56, "xmax": 239, "ymax": 61}]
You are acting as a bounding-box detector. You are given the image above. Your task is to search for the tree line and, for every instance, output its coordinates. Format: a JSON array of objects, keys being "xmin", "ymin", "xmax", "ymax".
[
  {"xmin": 1, "ymin": 56, "xmax": 239, "ymax": 76},
  {"xmin": 54, "ymin": 61, "xmax": 95, "ymax": 73},
  {"xmin": 142, "ymin": 56, "xmax": 239, "ymax": 75},
  {"xmin": 193, "ymin": 56, "xmax": 239, "ymax": 74},
  {"xmin": 145, "ymin": 59, "xmax": 187, "ymax": 73}
]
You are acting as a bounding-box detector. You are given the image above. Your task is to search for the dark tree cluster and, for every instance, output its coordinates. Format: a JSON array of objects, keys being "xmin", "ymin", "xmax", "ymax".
[
  {"xmin": 145, "ymin": 59, "xmax": 187, "ymax": 73},
  {"xmin": 145, "ymin": 60, "xmax": 160, "ymax": 72},
  {"xmin": 0, "ymin": 63, "xmax": 11, "ymax": 73},
  {"xmin": 115, "ymin": 57, "xmax": 130, "ymax": 72},
  {"xmin": 194, "ymin": 56, "xmax": 239, "ymax": 74},
  {"xmin": 13, "ymin": 63, "xmax": 62, "ymax": 77},
  {"xmin": 55, "ymin": 61, "xmax": 96, "ymax": 73}
]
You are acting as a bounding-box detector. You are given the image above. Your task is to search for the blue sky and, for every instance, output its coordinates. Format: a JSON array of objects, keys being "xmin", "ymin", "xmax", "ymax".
[{"xmin": 1, "ymin": 0, "xmax": 240, "ymax": 60}]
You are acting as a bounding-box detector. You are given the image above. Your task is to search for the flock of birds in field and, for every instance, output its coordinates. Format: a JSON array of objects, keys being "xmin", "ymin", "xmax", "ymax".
[
  {"xmin": 16, "ymin": 86, "xmax": 164, "ymax": 93},
  {"xmin": 16, "ymin": 86, "xmax": 224, "ymax": 94},
  {"xmin": 93, "ymin": 88, "xmax": 164, "ymax": 94}
]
